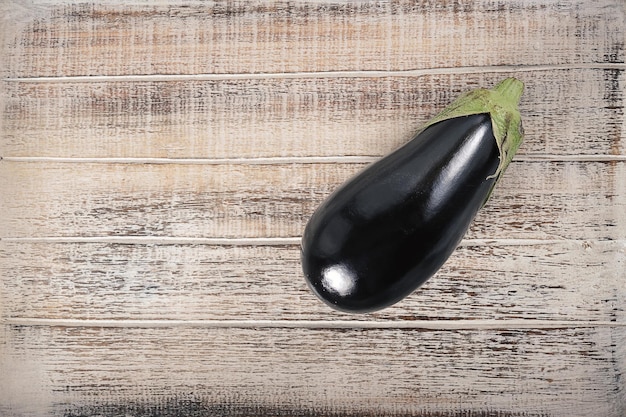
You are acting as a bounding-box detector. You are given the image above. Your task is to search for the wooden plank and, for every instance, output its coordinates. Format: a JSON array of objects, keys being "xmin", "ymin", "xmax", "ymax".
[
  {"xmin": 1, "ymin": 0, "xmax": 624, "ymax": 77},
  {"xmin": 1, "ymin": 240, "xmax": 624, "ymax": 322},
  {"xmin": 1, "ymin": 69, "xmax": 624, "ymax": 158},
  {"xmin": 0, "ymin": 160, "xmax": 624, "ymax": 240},
  {"xmin": 1, "ymin": 325, "xmax": 624, "ymax": 417},
  {"xmin": 1, "ymin": 2, "xmax": 625, "ymax": 416}
]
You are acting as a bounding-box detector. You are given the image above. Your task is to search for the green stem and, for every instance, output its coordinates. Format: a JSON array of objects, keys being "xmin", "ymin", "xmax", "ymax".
[
  {"xmin": 492, "ymin": 77, "xmax": 524, "ymax": 107},
  {"xmin": 420, "ymin": 77, "xmax": 525, "ymax": 206}
]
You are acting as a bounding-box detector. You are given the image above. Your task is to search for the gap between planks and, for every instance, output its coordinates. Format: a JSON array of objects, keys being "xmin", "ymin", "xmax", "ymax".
[
  {"xmin": 3, "ymin": 318, "xmax": 625, "ymax": 330},
  {"xmin": 3, "ymin": 63, "xmax": 625, "ymax": 83},
  {"xmin": 2, "ymin": 155, "xmax": 626, "ymax": 164},
  {"xmin": 1, "ymin": 237, "xmax": 613, "ymax": 246}
]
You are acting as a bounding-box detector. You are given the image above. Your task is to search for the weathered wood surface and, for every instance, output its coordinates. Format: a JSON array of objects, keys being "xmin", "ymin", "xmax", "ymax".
[
  {"xmin": 1, "ymin": 0, "xmax": 624, "ymax": 76},
  {"xmin": 2, "ymin": 240, "xmax": 625, "ymax": 322},
  {"xmin": 2, "ymin": 326, "xmax": 625, "ymax": 417},
  {"xmin": 1, "ymin": 69, "xmax": 624, "ymax": 159},
  {"xmin": 1, "ymin": 0, "xmax": 625, "ymax": 416},
  {"xmin": 1, "ymin": 160, "xmax": 625, "ymax": 240}
]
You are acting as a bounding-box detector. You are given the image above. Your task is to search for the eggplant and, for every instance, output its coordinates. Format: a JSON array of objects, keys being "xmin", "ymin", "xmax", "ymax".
[{"xmin": 301, "ymin": 78, "xmax": 524, "ymax": 313}]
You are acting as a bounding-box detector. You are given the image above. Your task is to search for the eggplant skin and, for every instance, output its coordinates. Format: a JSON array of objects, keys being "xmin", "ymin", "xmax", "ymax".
[{"xmin": 301, "ymin": 113, "xmax": 499, "ymax": 313}]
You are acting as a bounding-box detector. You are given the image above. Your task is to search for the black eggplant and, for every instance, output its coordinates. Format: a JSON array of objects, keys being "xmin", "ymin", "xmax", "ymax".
[{"xmin": 301, "ymin": 78, "xmax": 524, "ymax": 313}]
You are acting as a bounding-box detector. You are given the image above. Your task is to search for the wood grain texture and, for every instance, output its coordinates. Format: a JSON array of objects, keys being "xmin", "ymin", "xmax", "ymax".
[
  {"xmin": 1, "ymin": 160, "xmax": 624, "ymax": 240},
  {"xmin": 1, "ymin": 0, "xmax": 625, "ymax": 416},
  {"xmin": 1, "ymin": 68, "xmax": 624, "ymax": 159},
  {"xmin": 2, "ymin": 325, "xmax": 625, "ymax": 417},
  {"xmin": 1, "ymin": 0, "xmax": 624, "ymax": 77},
  {"xmin": 1, "ymin": 240, "xmax": 624, "ymax": 322}
]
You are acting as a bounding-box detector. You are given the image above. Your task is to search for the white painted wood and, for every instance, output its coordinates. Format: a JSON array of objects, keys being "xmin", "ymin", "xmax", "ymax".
[
  {"xmin": 1, "ymin": 325, "xmax": 625, "ymax": 417},
  {"xmin": 0, "ymin": 160, "xmax": 624, "ymax": 240},
  {"xmin": 0, "ymin": 0, "xmax": 625, "ymax": 416},
  {"xmin": 1, "ymin": 240, "xmax": 624, "ymax": 323},
  {"xmin": 1, "ymin": 69, "xmax": 624, "ymax": 159},
  {"xmin": 1, "ymin": 0, "xmax": 624, "ymax": 76}
]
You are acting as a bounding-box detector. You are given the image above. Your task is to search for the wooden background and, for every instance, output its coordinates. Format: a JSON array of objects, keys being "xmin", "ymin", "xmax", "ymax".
[{"xmin": 1, "ymin": 1, "xmax": 625, "ymax": 416}]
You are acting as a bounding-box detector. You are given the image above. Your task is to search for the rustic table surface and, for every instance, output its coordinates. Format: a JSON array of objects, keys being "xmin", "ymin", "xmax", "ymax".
[{"xmin": 1, "ymin": 1, "xmax": 625, "ymax": 416}]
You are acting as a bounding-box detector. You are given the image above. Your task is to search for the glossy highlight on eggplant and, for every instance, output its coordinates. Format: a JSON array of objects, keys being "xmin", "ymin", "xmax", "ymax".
[{"xmin": 301, "ymin": 78, "xmax": 524, "ymax": 313}]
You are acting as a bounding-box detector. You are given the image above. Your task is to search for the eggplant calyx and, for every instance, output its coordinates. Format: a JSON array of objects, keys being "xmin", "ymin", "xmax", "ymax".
[{"xmin": 421, "ymin": 77, "xmax": 525, "ymax": 186}]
